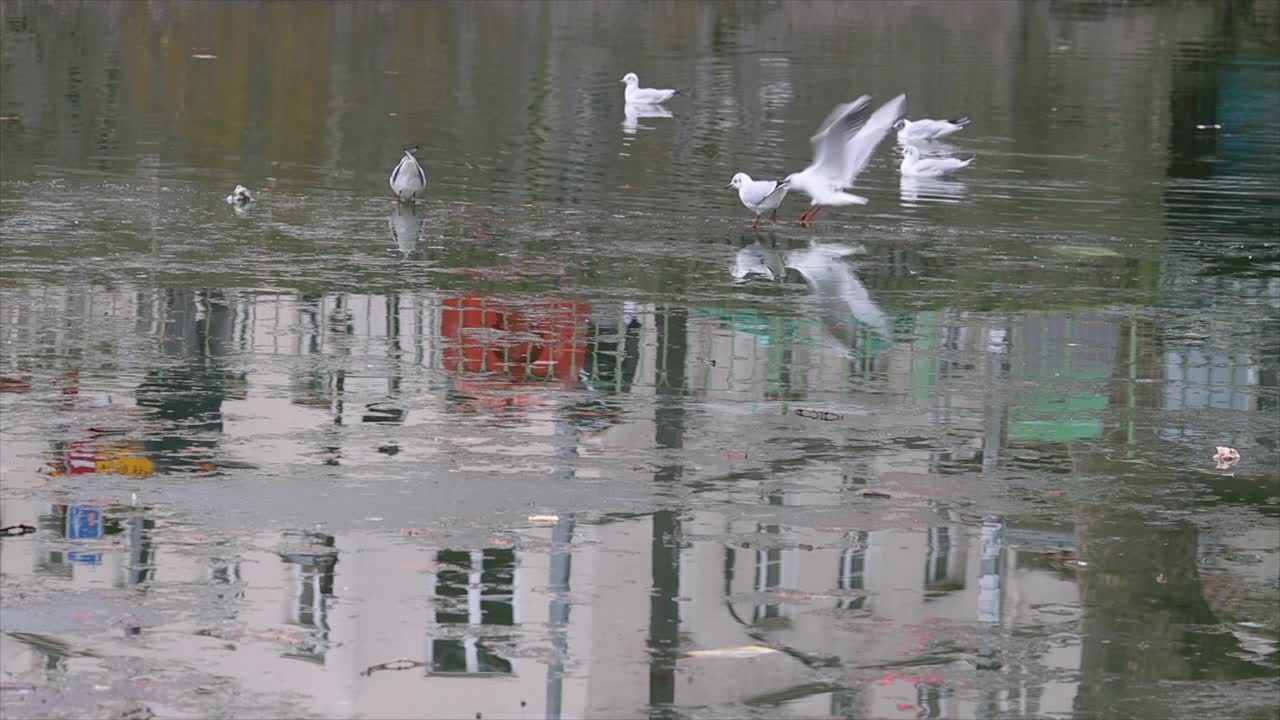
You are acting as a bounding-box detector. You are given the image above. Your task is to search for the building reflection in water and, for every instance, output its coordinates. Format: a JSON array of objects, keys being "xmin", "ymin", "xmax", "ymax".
[
  {"xmin": 279, "ymin": 531, "xmax": 338, "ymax": 664},
  {"xmin": 0, "ymin": 199, "xmax": 1269, "ymax": 720},
  {"xmin": 135, "ymin": 288, "xmax": 235, "ymax": 471},
  {"xmin": 426, "ymin": 547, "xmax": 518, "ymax": 676},
  {"xmin": 836, "ymin": 531, "xmax": 870, "ymax": 613}
]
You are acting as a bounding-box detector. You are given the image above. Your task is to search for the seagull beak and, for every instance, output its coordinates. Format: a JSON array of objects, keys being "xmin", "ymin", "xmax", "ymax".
[{"xmin": 725, "ymin": 183, "xmax": 734, "ymax": 189}]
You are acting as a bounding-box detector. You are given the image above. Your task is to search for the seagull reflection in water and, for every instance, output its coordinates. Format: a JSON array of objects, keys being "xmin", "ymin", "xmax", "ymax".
[
  {"xmin": 388, "ymin": 204, "xmax": 425, "ymax": 256},
  {"xmin": 898, "ymin": 175, "xmax": 967, "ymax": 206},
  {"xmin": 622, "ymin": 102, "xmax": 673, "ymax": 135},
  {"xmin": 732, "ymin": 241, "xmax": 890, "ymax": 351}
]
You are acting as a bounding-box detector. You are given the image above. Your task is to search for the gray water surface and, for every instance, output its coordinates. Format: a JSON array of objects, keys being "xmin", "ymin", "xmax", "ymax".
[{"xmin": 1, "ymin": 2, "xmax": 1278, "ymax": 719}]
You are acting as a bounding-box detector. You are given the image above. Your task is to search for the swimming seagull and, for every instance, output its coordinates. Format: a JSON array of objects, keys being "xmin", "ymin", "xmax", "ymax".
[
  {"xmin": 726, "ymin": 173, "xmax": 789, "ymax": 230},
  {"xmin": 897, "ymin": 145, "xmax": 973, "ymax": 177},
  {"xmin": 621, "ymin": 73, "xmax": 680, "ymax": 104},
  {"xmin": 389, "ymin": 145, "xmax": 428, "ymax": 203},
  {"xmin": 225, "ymin": 185, "xmax": 252, "ymax": 205},
  {"xmin": 895, "ymin": 116, "xmax": 969, "ymax": 145},
  {"xmin": 781, "ymin": 93, "xmax": 906, "ymax": 226}
]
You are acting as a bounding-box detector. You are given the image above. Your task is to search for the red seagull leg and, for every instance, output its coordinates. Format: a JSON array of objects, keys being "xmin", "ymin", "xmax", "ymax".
[
  {"xmin": 752, "ymin": 215, "xmax": 761, "ymax": 231},
  {"xmin": 771, "ymin": 208, "xmax": 778, "ymax": 223}
]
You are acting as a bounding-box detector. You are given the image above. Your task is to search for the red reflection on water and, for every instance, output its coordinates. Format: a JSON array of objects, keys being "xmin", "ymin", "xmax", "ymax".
[{"xmin": 441, "ymin": 294, "xmax": 589, "ymax": 404}]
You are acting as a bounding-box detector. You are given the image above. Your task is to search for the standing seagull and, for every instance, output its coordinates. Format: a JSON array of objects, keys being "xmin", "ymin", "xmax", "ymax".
[
  {"xmin": 389, "ymin": 145, "xmax": 428, "ymax": 203},
  {"xmin": 781, "ymin": 93, "xmax": 906, "ymax": 226},
  {"xmin": 621, "ymin": 73, "xmax": 679, "ymax": 104},
  {"xmin": 726, "ymin": 173, "xmax": 789, "ymax": 230},
  {"xmin": 895, "ymin": 116, "xmax": 969, "ymax": 145},
  {"xmin": 897, "ymin": 145, "xmax": 973, "ymax": 177}
]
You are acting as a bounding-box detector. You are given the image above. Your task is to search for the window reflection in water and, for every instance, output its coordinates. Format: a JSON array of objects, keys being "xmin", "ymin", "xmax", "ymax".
[
  {"xmin": 924, "ymin": 526, "xmax": 966, "ymax": 595},
  {"xmin": 836, "ymin": 530, "xmax": 870, "ymax": 612},
  {"xmin": 752, "ymin": 523, "xmax": 786, "ymax": 624},
  {"xmin": 427, "ymin": 548, "xmax": 517, "ymax": 675},
  {"xmin": 280, "ymin": 532, "xmax": 337, "ymax": 664}
]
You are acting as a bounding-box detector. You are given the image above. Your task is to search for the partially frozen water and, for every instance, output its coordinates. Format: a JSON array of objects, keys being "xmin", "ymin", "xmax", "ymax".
[{"xmin": 1, "ymin": 2, "xmax": 1277, "ymax": 719}]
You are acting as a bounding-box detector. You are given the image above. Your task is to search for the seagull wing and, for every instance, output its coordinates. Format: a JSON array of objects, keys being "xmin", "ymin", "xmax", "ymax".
[
  {"xmin": 917, "ymin": 156, "xmax": 969, "ymax": 174},
  {"xmin": 739, "ymin": 180, "xmax": 779, "ymax": 207},
  {"xmin": 808, "ymin": 96, "xmax": 872, "ymax": 180},
  {"xmin": 412, "ymin": 155, "xmax": 427, "ymax": 186},
  {"xmin": 760, "ymin": 180, "xmax": 789, "ymax": 205},
  {"xmin": 839, "ymin": 93, "xmax": 906, "ymax": 187},
  {"xmin": 632, "ymin": 88, "xmax": 676, "ymax": 104}
]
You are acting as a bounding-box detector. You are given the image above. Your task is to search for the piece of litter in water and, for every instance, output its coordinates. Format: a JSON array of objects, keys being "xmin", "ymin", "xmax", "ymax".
[
  {"xmin": 365, "ymin": 516, "xmax": 384, "ymax": 522},
  {"xmin": 191, "ymin": 53, "xmax": 218, "ymax": 60},
  {"xmin": 528, "ymin": 514, "xmax": 559, "ymax": 525},
  {"xmin": 1213, "ymin": 446, "xmax": 1240, "ymax": 469},
  {"xmin": 1195, "ymin": 123, "xmax": 1222, "ymax": 130},
  {"xmin": 684, "ymin": 645, "xmax": 778, "ymax": 658}
]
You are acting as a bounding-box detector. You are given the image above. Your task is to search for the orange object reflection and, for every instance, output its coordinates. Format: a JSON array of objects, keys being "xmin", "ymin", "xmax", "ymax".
[{"xmin": 441, "ymin": 294, "xmax": 589, "ymax": 408}]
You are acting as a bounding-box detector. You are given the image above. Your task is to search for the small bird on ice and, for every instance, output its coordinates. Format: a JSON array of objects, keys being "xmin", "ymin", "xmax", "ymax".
[
  {"xmin": 389, "ymin": 145, "xmax": 428, "ymax": 203},
  {"xmin": 621, "ymin": 73, "xmax": 680, "ymax": 104},
  {"xmin": 225, "ymin": 185, "xmax": 252, "ymax": 205},
  {"xmin": 897, "ymin": 144, "xmax": 973, "ymax": 177},
  {"xmin": 894, "ymin": 116, "xmax": 969, "ymax": 145},
  {"xmin": 726, "ymin": 173, "xmax": 789, "ymax": 231}
]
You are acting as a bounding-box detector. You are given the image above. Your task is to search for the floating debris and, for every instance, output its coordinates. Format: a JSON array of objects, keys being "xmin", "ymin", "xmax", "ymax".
[
  {"xmin": 191, "ymin": 53, "xmax": 218, "ymax": 60},
  {"xmin": 362, "ymin": 658, "xmax": 427, "ymax": 676},
  {"xmin": 1213, "ymin": 446, "xmax": 1240, "ymax": 470},
  {"xmin": 684, "ymin": 645, "xmax": 779, "ymax": 659},
  {"xmin": 1195, "ymin": 123, "xmax": 1222, "ymax": 130},
  {"xmin": 1050, "ymin": 244, "xmax": 1123, "ymax": 259},
  {"xmin": 794, "ymin": 408, "xmax": 843, "ymax": 421},
  {"xmin": 861, "ymin": 491, "xmax": 892, "ymax": 499},
  {"xmin": 0, "ymin": 524, "xmax": 36, "ymax": 537},
  {"xmin": 225, "ymin": 184, "xmax": 252, "ymax": 205},
  {"xmin": 528, "ymin": 514, "xmax": 560, "ymax": 525},
  {"xmin": 968, "ymin": 647, "xmax": 1003, "ymax": 670}
]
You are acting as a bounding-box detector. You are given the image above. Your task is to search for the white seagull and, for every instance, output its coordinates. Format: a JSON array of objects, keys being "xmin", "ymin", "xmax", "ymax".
[
  {"xmin": 895, "ymin": 116, "xmax": 969, "ymax": 145},
  {"xmin": 726, "ymin": 173, "xmax": 789, "ymax": 230},
  {"xmin": 621, "ymin": 73, "xmax": 680, "ymax": 104},
  {"xmin": 225, "ymin": 184, "xmax": 252, "ymax": 205},
  {"xmin": 389, "ymin": 145, "xmax": 428, "ymax": 203},
  {"xmin": 781, "ymin": 93, "xmax": 906, "ymax": 226},
  {"xmin": 897, "ymin": 145, "xmax": 973, "ymax": 177}
]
